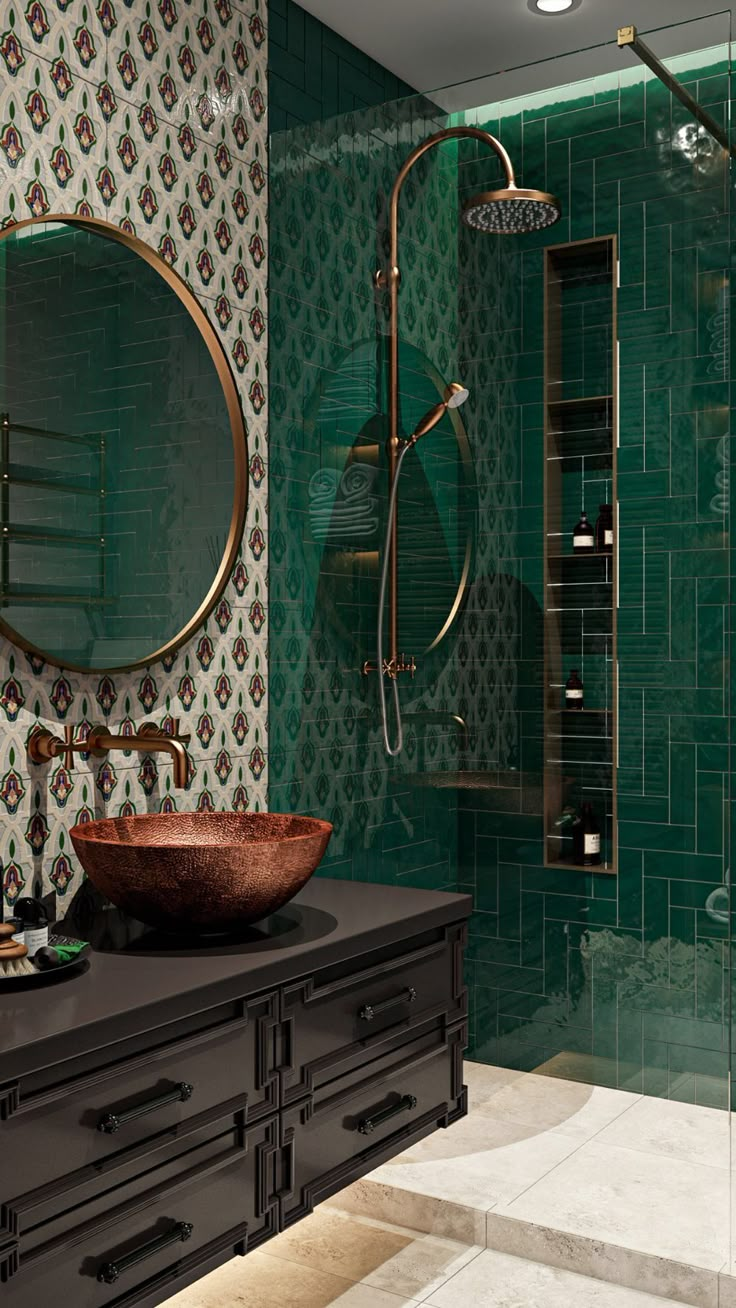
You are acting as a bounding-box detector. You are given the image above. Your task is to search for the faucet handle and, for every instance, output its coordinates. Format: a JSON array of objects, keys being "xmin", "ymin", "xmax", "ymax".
[
  {"xmin": 28, "ymin": 723, "xmax": 80, "ymax": 769},
  {"xmin": 168, "ymin": 718, "xmax": 192, "ymax": 745},
  {"xmin": 61, "ymin": 724, "xmax": 76, "ymax": 772},
  {"xmin": 141, "ymin": 719, "xmax": 191, "ymax": 747}
]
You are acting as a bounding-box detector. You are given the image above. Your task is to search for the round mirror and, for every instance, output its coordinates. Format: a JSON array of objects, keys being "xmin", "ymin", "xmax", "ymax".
[{"xmin": 0, "ymin": 215, "xmax": 246, "ymax": 672}]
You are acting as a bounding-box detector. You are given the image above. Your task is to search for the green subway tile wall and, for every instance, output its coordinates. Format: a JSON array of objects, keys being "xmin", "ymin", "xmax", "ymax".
[
  {"xmin": 457, "ymin": 52, "xmax": 731, "ymax": 1102},
  {"xmin": 269, "ymin": 15, "xmax": 732, "ymax": 1105},
  {"xmin": 268, "ymin": 0, "xmax": 413, "ymax": 131}
]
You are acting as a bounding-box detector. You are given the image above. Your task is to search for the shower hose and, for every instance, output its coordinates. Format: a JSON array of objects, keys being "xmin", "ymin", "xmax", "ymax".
[{"xmin": 377, "ymin": 440, "xmax": 412, "ymax": 757}]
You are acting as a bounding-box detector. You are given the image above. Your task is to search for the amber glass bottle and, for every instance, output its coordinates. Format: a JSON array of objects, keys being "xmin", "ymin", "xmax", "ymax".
[
  {"xmin": 565, "ymin": 668, "xmax": 584, "ymax": 710},
  {"xmin": 595, "ymin": 504, "xmax": 613, "ymax": 554},
  {"xmin": 573, "ymin": 802, "xmax": 602, "ymax": 866},
  {"xmin": 573, "ymin": 511, "xmax": 594, "ymax": 553}
]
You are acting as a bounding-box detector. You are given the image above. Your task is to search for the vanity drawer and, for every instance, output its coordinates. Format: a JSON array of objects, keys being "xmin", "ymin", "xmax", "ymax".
[
  {"xmin": 3, "ymin": 1113, "xmax": 278, "ymax": 1306},
  {"xmin": 281, "ymin": 923, "xmax": 467, "ymax": 1102},
  {"xmin": 0, "ymin": 992, "xmax": 277, "ymax": 1198},
  {"xmin": 280, "ymin": 1023, "xmax": 466, "ymax": 1226}
]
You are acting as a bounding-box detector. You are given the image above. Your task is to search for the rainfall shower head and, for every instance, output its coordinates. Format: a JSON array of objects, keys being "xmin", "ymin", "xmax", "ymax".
[{"xmin": 462, "ymin": 185, "xmax": 561, "ymax": 234}]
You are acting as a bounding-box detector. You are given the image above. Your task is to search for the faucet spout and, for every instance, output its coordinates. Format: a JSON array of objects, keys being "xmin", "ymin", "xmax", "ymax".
[
  {"xmin": 139, "ymin": 725, "xmax": 191, "ymax": 790},
  {"xmin": 87, "ymin": 721, "xmax": 191, "ymax": 789}
]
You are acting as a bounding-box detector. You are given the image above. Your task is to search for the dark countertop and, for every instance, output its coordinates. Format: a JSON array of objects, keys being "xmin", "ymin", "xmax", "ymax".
[{"xmin": 1, "ymin": 878, "xmax": 471, "ymax": 1080}]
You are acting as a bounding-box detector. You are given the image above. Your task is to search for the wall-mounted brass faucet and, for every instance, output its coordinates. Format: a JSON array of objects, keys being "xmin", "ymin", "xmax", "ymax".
[{"xmin": 28, "ymin": 721, "xmax": 192, "ymax": 789}]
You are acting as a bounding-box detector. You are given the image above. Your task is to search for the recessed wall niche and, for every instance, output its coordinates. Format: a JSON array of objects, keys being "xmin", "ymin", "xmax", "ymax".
[{"xmin": 543, "ymin": 236, "xmax": 618, "ymax": 873}]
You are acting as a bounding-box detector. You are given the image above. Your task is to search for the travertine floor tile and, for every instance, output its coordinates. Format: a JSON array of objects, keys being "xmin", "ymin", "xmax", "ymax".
[
  {"xmin": 497, "ymin": 1139, "xmax": 729, "ymax": 1271},
  {"xmin": 594, "ymin": 1093, "xmax": 730, "ymax": 1170},
  {"xmin": 372, "ymin": 1116, "xmax": 579, "ymax": 1208},
  {"xmin": 266, "ymin": 1207, "xmax": 414, "ymax": 1283},
  {"xmin": 267, "ymin": 1206, "xmax": 481, "ymax": 1300},
  {"xmin": 473, "ymin": 1071, "xmax": 640, "ymax": 1142},
  {"xmin": 424, "ymin": 1248, "xmax": 698, "ymax": 1307},
  {"xmin": 328, "ymin": 1177, "xmax": 486, "ymax": 1245},
  {"xmin": 162, "ymin": 1249, "xmax": 421, "ymax": 1308}
]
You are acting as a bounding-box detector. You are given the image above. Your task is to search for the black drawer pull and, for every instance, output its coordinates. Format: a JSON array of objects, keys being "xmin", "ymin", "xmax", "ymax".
[
  {"xmin": 97, "ymin": 1220, "xmax": 194, "ymax": 1284},
  {"xmin": 358, "ymin": 986, "xmax": 417, "ymax": 1023},
  {"xmin": 97, "ymin": 1081, "xmax": 194, "ymax": 1134},
  {"xmin": 357, "ymin": 1093, "xmax": 417, "ymax": 1135}
]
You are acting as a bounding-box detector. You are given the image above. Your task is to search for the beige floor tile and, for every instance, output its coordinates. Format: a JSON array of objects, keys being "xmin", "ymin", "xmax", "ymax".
[
  {"xmin": 594, "ymin": 1093, "xmax": 730, "ymax": 1170},
  {"xmin": 161, "ymin": 1249, "xmax": 420, "ymax": 1308},
  {"xmin": 264, "ymin": 1206, "xmax": 414, "ymax": 1283},
  {"xmin": 484, "ymin": 1213, "xmax": 719, "ymax": 1307},
  {"xmin": 269, "ymin": 1205, "xmax": 480, "ymax": 1300},
  {"xmin": 329, "ymin": 1178, "xmax": 487, "ymax": 1244},
  {"xmin": 423, "ymin": 1248, "xmax": 695, "ymax": 1307},
  {"xmin": 473, "ymin": 1071, "xmax": 640, "ymax": 1142},
  {"xmin": 372, "ymin": 1116, "xmax": 580, "ymax": 1209},
  {"xmin": 463, "ymin": 1061, "xmax": 522, "ymax": 1109},
  {"xmin": 359, "ymin": 1229, "xmax": 481, "ymax": 1298},
  {"xmin": 497, "ymin": 1138, "xmax": 730, "ymax": 1272}
]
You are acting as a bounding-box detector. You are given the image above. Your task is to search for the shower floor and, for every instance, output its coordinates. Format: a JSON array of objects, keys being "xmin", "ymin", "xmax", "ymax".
[{"xmin": 329, "ymin": 1061, "xmax": 736, "ymax": 1308}]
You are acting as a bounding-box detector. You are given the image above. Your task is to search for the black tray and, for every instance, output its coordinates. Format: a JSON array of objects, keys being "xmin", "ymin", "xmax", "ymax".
[{"xmin": 0, "ymin": 953, "xmax": 89, "ymax": 990}]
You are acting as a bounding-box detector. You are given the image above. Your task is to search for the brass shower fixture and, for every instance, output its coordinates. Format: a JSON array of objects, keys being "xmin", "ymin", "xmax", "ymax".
[{"xmin": 373, "ymin": 125, "xmax": 560, "ymax": 683}]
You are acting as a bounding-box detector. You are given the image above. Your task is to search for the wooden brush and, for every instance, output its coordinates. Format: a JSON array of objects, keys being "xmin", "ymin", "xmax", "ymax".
[{"xmin": 0, "ymin": 923, "xmax": 35, "ymax": 977}]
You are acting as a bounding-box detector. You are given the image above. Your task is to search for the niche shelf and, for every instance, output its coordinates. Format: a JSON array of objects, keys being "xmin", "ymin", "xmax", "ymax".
[{"xmin": 543, "ymin": 236, "xmax": 618, "ymax": 875}]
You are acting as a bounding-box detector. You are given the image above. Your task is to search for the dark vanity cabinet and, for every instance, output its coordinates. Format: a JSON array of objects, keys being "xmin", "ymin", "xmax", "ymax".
[{"xmin": 0, "ymin": 879, "xmax": 469, "ymax": 1307}]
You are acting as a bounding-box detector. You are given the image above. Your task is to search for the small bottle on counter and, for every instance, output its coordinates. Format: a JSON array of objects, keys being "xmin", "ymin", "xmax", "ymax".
[
  {"xmin": 573, "ymin": 511, "xmax": 594, "ymax": 553},
  {"xmin": 573, "ymin": 802, "xmax": 602, "ymax": 867},
  {"xmin": 565, "ymin": 668, "xmax": 584, "ymax": 710},
  {"xmin": 15, "ymin": 896, "xmax": 50, "ymax": 958},
  {"xmin": 595, "ymin": 504, "xmax": 613, "ymax": 554}
]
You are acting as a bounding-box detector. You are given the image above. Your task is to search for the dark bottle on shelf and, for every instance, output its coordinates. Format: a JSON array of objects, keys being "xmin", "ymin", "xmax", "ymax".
[
  {"xmin": 554, "ymin": 806, "xmax": 579, "ymax": 862},
  {"xmin": 573, "ymin": 802, "xmax": 602, "ymax": 867},
  {"xmin": 595, "ymin": 503, "xmax": 613, "ymax": 554},
  {"xmin": 565, "ymin": 668, "xmax": 584, "ymax": 710},
  {"xmin": 573, "ymin": 511, "xmax": 594, "ymax": 553}
]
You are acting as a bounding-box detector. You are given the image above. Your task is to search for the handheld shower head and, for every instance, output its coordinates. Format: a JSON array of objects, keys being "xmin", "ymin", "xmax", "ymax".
[
  {"xmin": 445, "ymin": 381, "xmax": 470, "ymax": 409},
  {"xmin": 462, "ymin": 185, "xmax": 561, "ymax": 234},
  {"xmin": 408, "ymin": 381, "xmax": 469, "ymax": 444}
]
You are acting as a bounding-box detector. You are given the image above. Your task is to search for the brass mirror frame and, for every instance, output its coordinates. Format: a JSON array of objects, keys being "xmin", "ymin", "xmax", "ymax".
[{"xmin": 0, "ymin": 213, "xmax": 248, "ymax": 674}]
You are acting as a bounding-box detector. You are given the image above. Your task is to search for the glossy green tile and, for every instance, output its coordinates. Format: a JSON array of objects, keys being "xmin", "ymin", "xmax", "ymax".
[{"xmin": 270, "ymin": 33, "xmax": 731, "ymax": 1101}]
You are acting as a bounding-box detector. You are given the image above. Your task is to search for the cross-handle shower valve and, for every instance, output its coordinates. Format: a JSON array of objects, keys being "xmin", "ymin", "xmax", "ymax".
[{"xmin": 363, "ymin": 654, "xmax": 417, "ymax": 679}]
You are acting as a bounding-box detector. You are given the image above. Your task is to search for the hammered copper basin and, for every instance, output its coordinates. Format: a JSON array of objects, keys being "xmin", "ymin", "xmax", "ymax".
[{"xmin": 69, "ymin": 811, "xmax": 333, "ymax": 934}]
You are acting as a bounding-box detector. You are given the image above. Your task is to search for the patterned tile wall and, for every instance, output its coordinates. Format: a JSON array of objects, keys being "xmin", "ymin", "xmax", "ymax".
[
  {"xmin": 0, "ymin": 0, "xmax": 268, "ymax": 911},
  {"xmin": 455, "ymin": 51, "xmax": 732, "ymax": 1105}
]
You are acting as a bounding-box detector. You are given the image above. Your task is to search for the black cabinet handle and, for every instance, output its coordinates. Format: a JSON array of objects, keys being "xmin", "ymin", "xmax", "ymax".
[
  {"xmin": 97, "ymin": 1081, "xmax": 194, "ymax": 1134},
  {"xmin": 97, "ymin": 1220, "xmax": 194, "ymax": 1284},
  {"xmin": 358, "ymin": 986, "xmax": 417, "ymax": 1023},
  {"xmin": 357, "ymin": 1093, "xmax": 417, "ymax": 1135}
]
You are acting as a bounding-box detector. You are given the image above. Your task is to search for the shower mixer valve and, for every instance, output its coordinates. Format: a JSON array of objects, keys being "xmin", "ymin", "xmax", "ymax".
[{"xmin": 363, "ymin": 654, "xmax": 416, "ymax": 679}]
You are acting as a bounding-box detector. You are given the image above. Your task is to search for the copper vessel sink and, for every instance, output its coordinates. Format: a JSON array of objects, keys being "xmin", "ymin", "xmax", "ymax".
[{"xmin": 70, "ymin": 811, "xmax": 333, "ymax": 934}]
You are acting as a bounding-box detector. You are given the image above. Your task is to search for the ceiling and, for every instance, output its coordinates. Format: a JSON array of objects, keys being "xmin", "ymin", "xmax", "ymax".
[{"xmin": 296, "ymin": 0, "xmax": 730, "ymax": 106}]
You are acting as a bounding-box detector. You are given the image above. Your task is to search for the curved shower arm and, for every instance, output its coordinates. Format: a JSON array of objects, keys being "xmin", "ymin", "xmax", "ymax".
[
  {"xmin": 378, "ymin": 125, "xmax": 512, "ymax": 668},
  {"xmin": 385, "ymin": 126, "xmax": 516, "ymax": 277}
]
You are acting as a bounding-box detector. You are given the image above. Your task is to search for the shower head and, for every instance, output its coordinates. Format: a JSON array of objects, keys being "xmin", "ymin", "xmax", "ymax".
[
  {"xmin": 408, "ymin": 381, "xmax": 470, "ymax": 445},
  {"xmin": 462, "ymin": 185, "xmax": 561, "ymax": 235},
  {"xmin": 445, "ymin": 381, "xmax": 469, "ymax": 409}
]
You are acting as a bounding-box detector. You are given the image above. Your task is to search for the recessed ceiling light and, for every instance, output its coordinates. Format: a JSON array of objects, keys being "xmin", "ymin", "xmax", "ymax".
[{"xmin": 528, "ymin": 0, "xmax": 581, "ymax": 13}]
